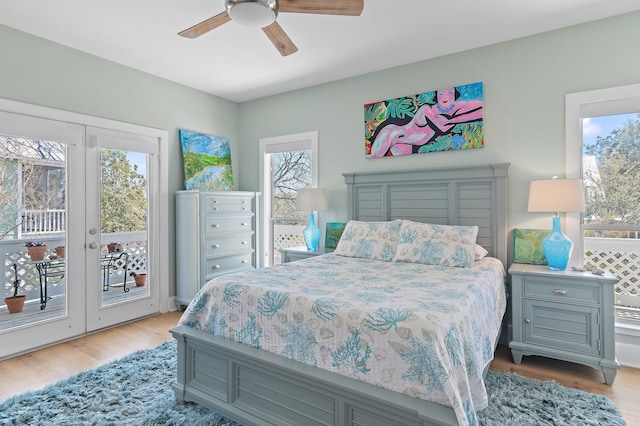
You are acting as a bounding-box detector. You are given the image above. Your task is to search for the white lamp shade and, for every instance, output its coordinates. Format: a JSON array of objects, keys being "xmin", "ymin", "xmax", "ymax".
[
  {"xmin": 528, "ymin": 179, "xmax": 584, "ymax": 213},
  {"xmin": 295, "ymin": 188, "xmax": 328, "ymax": 211}
]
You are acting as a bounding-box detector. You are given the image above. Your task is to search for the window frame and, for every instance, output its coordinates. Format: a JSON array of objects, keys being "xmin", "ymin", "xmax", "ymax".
[
  {"xmin": 565, "ymin": 83, "xmax": 640, "ymax": 267},
  {"xmin": 259, "ymin": 131, "xmax": 318, "ymax": 267}
]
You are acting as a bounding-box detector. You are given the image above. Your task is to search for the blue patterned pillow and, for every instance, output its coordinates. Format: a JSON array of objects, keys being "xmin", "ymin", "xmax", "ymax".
[
  {"xmin": 334, "ymin": 220, "xmax": 402, "ymax": 262},
  {"xmin": 394, "ymin": 220, "xmax": 479, "ymax": 268}
]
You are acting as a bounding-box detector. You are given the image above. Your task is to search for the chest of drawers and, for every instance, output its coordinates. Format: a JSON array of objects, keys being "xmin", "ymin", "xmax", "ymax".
[{"xmin": 176, "ymin": 190, "xmax": 260, "ymax": 306}]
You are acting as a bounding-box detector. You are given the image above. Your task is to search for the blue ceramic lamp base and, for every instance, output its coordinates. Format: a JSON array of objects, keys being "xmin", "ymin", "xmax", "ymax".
[
  {"xmin": 542, "ymin": 216, "xmax": 573, "ymax": 270},
  {"xmin": 303, "ymin": 212, "xmax": 320, "ymax": 252}
]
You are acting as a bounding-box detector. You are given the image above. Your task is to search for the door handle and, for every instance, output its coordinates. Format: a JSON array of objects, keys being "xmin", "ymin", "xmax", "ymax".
[{"xmin": 88, "ymin": 242, "xmax": 98, "ymax": 249}]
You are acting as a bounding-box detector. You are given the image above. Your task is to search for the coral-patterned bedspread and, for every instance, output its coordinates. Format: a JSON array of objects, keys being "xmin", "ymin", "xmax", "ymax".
[{"xmin": 179, "ymin": 254, "xmax": 506, "ymax": 425}]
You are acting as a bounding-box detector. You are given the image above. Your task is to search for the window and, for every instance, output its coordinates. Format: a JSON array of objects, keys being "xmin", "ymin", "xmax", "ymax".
[
  {"xmin": 259, "ymin": 132, "xmax": 318, "ymax": 267},
  {"xmin": 566, "ymin": 84, "xmax": 640, "ymax": 319}
]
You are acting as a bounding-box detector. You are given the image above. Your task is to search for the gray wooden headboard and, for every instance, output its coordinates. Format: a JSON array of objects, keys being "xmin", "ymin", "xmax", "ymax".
[{"xmin": 343, "ymin": 163, "xmax": 510, "ymax": 267}]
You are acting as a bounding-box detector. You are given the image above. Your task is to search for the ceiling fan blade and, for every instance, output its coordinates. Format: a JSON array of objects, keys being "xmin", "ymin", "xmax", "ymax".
[
  {"xmin": 279, "ymin": 0, "xmax": 364, "ymax": 16},
  {"xmin": 262, "ymin": 21, "xmax": 298, "ymax": 56},
  {"xmin": 178, "ymin": 11, "xmax": 231, "ymax": 38}
]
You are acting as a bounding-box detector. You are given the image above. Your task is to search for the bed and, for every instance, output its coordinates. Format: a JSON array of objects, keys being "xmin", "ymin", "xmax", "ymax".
[{"xmin": 171, "ymin": 163, "xmax": 510, "ymax": 426}]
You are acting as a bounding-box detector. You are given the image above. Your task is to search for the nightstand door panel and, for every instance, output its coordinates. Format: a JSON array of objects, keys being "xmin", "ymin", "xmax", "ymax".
[{"xmin": 523, "ymin": 300, "xmax": 599, "ymax": 355}]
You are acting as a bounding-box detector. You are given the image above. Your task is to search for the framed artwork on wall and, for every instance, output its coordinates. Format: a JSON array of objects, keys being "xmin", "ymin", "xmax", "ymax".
[
  {"xmin": 364, "ymin": 82, "xmax": 484, "ymax": 158},
  {"xmin": 179, "ymin": 129, "xmax": 235, "ymax": 191}
]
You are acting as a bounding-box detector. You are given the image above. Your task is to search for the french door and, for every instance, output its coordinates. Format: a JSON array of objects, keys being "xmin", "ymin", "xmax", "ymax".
[
  {"xmin": 0, "ymin": 104, "xmax": 164, "ymax": 358},
  {"xmin": 85, "ymin": 127, "xmax": 160, "ymax": 331}
]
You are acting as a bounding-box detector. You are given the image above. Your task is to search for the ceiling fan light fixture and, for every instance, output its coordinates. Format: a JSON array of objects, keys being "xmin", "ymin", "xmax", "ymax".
[{"xmin": 227, "ymin": 0, "xmax": 277, "ymax": 28}]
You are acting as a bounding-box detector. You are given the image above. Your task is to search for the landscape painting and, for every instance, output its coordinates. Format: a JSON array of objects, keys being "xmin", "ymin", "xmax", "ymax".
[
  {"xmin": 365, "ymin": 81, "xmax": 484, "ymax": 158},
  {"xmin": 179, "ymin": 129, "xmax": 235, "ymax": 191}
]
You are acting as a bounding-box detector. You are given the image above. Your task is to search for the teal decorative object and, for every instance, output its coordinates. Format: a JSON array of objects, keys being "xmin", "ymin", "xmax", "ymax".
[
  {"xmin": 303, "ymin": 212, "xmax": 320, "ymax": 251},
  {"xmin": 542, "ymin": 216, "xmax": 573, "ymax": 270}
]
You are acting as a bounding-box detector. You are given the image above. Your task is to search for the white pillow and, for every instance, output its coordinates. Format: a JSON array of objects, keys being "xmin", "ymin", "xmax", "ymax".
[
  {"xmin": 394, "ymin": 220, "xmax": 479, "ymax": 268},
  {"xmin": 475, "ymin": 244, "xmax": 489, "ymax": 260},
  {"xmin": 334, "ymin": 219, "xmax": 402, "ymax": 262}
]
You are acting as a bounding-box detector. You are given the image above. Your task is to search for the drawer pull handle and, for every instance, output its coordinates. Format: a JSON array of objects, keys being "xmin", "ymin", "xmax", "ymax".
[
  {"xmin": 213, "ymin": 265, "xmax": 221, "ymax": 269},
  {"xmin": 213, "ymin": 207, "xmax": 219, "ymax": 211},
  {"xmin": 553, "ymin": 289, "xmax": 568, "ymax": 295},
  {"xmin": 212, "ymin": 224, "xmax": 220, "ymax": 228},
  {"xmin": 213, "ymin": 200, "xmax": 219, "ymax": 204},
  {"xmin": 242, "ymin": 260, "xmax": 248, "ymax": 264},
  {"xmin": 524, "ymin": 318, "xmax": 531, "ymax": 324},
  {"xmin": 241, "ymin": 241, "xmax": 248, "ymax": 245},
  {"xmin": 242, "ymin": 200, "xmax": 247, "ymax": 204},
  {"xmin": 242, "ymin": 207, "xmax": 247, "ymax": 211},
  {"xmin": 212, "ymin": 244, "xmax": 220, "ymax": 248},
  {"xmin": 241, "ymin": 222, "xmax": 248, "ymax": 226}
]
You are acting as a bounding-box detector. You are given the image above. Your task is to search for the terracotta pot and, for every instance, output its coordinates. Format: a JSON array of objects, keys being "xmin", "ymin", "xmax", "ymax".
[
  {"xmin": 5, "ymin": 295, "xmax": 27, "ymax": 314},
  {"xmin": 107, "ymin": 243, "xmax": 116, "ymax": 253},
  {"xmin": 27, "ymin": 246, "xmax": 48, "ymax": 261},
  {"xmin": 134, "ymin": 274, "xmax": 147, "ymax": 287},
  {"xmin": 55, "ymin": 246, "xmax": 65, "ymax": 258}
]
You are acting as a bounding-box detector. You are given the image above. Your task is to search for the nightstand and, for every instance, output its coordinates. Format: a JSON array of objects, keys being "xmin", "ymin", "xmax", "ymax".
[
  {"xmin": 508, "ymin": 263, "xmax": 620, "ymax": 385},
  {"xmin": 280, "ymin": 246, "xmax": 332, "ymax": 263}
]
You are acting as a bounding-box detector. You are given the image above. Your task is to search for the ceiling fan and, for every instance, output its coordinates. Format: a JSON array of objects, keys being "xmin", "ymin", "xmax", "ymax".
[{"xmin": 178, "ymin": 0, "xmax": 364, "ymax": 56}]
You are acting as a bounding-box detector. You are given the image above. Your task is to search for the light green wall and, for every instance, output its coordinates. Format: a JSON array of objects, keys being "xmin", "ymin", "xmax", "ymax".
[
  {"xmin": 0, "ymin": 12, "xmax": 638, "ymax": 293},
  {"xmin": 237, "ymin": 12, "xmax": 640, "ymax": 251},
  {"xmin": 0, "ymin": 24, "xmax": 239, "ymax": 297}
]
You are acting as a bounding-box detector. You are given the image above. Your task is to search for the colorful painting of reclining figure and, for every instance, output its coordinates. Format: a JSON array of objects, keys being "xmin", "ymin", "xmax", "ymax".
[
  {"xmin": 179, "ymin": 129, "xmax": 235, "ymax": 191},
  {"xmin": 364, "ymin": 82, "xmax": 484, "ymax": 158}
]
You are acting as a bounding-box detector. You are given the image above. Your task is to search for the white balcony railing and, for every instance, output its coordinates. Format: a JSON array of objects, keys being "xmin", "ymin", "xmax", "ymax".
[{"xmin": 20, "ymin": 209, "xmax": 65, "ymax": 236}]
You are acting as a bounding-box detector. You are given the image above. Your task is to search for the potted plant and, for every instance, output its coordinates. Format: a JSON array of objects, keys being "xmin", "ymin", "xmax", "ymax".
[
  {"xmin": 4, "ymin": 263, "xmax": 26, "ymax": 314},
  {"xmin": 130, "ymin": 271, "xmax": 147, "ymax": 287},
  {"xmin": 25, "ymin": 241, "xmax": 47, "ymax": 261},
  {"xmin": 54, "ymin": 246, "xmax": 65, "ymax": 258},
  {"xmin": 106, "ymin": 242, "xmax": 123, "ymax": 253}
]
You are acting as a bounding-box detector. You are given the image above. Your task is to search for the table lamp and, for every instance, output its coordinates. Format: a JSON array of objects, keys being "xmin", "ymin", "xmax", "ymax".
[
  {"xmin": 528, "ymin": 177, "xmax": 584, "ymax": 270},
  {"xmin": 295, "ymin": 188, "xmax": 328, "ymax": 251}
]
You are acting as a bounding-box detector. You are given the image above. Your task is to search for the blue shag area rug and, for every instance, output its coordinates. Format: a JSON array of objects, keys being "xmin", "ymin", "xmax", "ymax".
[{"xmin": 0, "ymin": 340, "xmax": 625, "ymax": 426}]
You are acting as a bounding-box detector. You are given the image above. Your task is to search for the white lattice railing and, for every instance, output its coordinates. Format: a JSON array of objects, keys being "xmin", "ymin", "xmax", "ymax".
[
  {"xmin": 273, "ymin": 223, "xmax": 306, "ymax": 264},
  {"xmin": 584, "ymin": 237, "xmax": 640, "ymax": 310},
  {"xmin": 1, "ymin": 232, "xmax": 147, "ymax": 306}
]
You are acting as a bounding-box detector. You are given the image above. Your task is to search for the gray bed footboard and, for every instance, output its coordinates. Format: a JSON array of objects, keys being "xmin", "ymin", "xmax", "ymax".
[{"xmin": 171, "ymin": 325, "xmax": 458, "ymax": 426}]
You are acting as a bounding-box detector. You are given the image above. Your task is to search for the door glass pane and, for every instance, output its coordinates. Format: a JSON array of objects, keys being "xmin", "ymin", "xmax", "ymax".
[
  {"xmin": 271, "ymin": 149, "xmax": 311, "ymax": 265},
  {"xmin": 582, "ymin": 112, "xmax": 640, "ymax": 313},
  {"xmin": 99, "ymin": 148, "xmax": 149, "ymax": 307},
  {"xmin": 1, "ymin": 136, "xmax": 67, "ymax": 329}
]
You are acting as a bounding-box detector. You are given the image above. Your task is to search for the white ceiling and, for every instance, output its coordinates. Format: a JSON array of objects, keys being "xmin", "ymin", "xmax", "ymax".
[{"xmin": 1, "ymin": 0, "xmax": 638, "ymax": 103}]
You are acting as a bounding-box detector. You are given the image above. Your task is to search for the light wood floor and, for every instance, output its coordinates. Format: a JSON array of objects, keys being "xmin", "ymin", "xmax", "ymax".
[{"xmin": 0, "ymin": 311, "xmax": 638, "ymax": 425}]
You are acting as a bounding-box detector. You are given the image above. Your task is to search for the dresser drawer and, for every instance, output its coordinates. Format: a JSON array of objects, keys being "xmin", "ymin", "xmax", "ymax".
[
  {"xmin": 524, "ymin": 277, "xmax": 600, "ymax": 304},
  {"xmin": 204, "ymin": 216, "xmax": 253, "ymax": 234},
  {"xmin": 203, "ymin": 195, "xmax": 253, "ymax": 213},
  {"xmin": 204, "ymin": 233, "xmax": 254, "ymax": 255},
  {"xmin": 205, "ymin": 251, "xmax": 254, "ymax": 279}
]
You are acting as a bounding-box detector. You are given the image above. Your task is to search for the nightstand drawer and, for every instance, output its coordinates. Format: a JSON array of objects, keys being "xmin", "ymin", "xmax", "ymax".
[
  {"xmin": 524, "ymin": 277, "xmax": 600, "ymax": 304},
  {"xmin": 523, "ymin": 299, "xmax": 599, "ymax": 355}
]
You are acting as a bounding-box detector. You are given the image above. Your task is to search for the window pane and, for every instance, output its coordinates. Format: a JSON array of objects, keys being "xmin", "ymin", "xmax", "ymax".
[
  {"xmin": 272, "ymin": 149, "xmax": 312, "ymax": 265},
  {"xmin": 583, "ymin": 113, "xmax": 640, "ymax": 229},
  {"xmin": 582, "ymin": 113, "xmax": 640, "ymax": 313}
]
